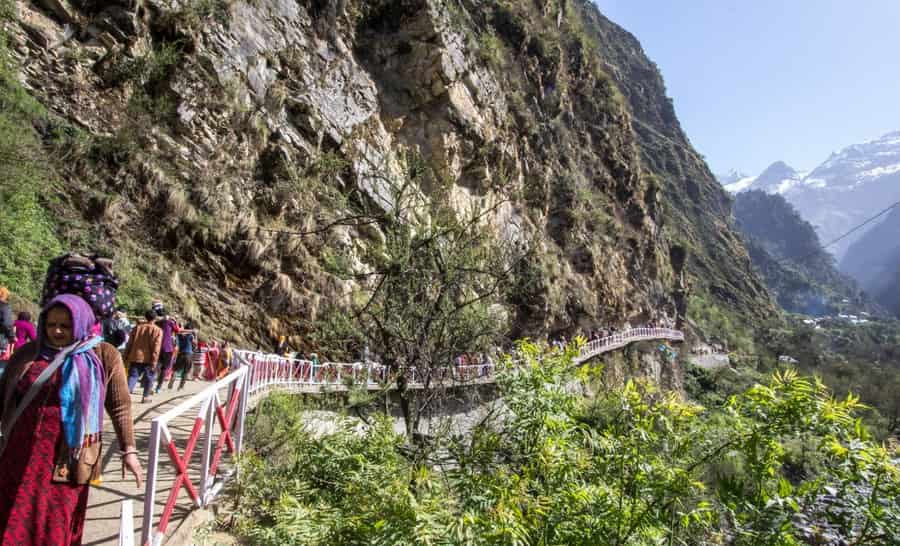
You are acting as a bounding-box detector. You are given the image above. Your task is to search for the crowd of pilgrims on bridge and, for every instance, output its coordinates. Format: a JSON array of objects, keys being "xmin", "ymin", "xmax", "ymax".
[{"xmin": 111, "ymin": 300, "xmax": 236, "ymax": 403}]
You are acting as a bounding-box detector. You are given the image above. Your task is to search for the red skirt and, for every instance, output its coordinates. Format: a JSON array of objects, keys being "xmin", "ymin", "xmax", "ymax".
[{"xmin": 0, "ymin": 360, "xmax": 91, "ymax": 546}]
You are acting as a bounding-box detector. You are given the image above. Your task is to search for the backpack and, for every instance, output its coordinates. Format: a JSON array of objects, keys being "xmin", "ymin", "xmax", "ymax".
[{"xmin": 41, "ymin": 253, "xmax": 119, "ymax": 320}]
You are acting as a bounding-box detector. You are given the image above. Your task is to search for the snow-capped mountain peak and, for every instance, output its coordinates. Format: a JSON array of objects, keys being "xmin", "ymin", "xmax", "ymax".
[
  {"xmin": 753, "ymin": 161, "xmax": 805, "ymax": 194},
  {"xmin": 723, "ymin": 175, "xmax": 757, "ymax": 193},
  {"xmin": 807, "ymin": 131, "xmax": 900, "ymax": 189},
  {"xmin": 722, "ymin": 161, "xmax": 806, "ymax": 195},
  {"xmin": 716, "ymin": 130, "xmax": 900, "ymax": 261}
]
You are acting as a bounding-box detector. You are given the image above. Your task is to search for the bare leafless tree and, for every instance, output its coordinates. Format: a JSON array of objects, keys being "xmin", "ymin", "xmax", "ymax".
[{"xmin": 314, "ymin": 152, "xmax": 530, "ymax": 439}]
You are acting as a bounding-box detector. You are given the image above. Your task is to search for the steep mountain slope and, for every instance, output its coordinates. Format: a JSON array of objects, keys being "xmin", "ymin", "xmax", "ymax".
[
  {"xmin": 732, "ymin": 190, "xmax": 861, "ymax": 315},
  {"xmin": 575, "ymin": 5, "xmax": 775, "ymax": 324},
  {"xmin": 4, "ymin": 0, "xmax": 776, "ymax": 344},
  {"xmin": 841, "ymin": 206, "xmax": 900, "ymax": 316},
  {"xmin": 720, "ymin": 132, "xmax": 900, "ymax": 260}
]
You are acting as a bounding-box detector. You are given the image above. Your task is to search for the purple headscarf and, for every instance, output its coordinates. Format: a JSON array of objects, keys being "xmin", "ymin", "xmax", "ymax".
[
  {"xmin": 38, "ymin": 294, "xmax": 107, "ymax": 452},
  {"xmin": 38, "ymin": 294, "xmax": 98, "ymax": 350}
]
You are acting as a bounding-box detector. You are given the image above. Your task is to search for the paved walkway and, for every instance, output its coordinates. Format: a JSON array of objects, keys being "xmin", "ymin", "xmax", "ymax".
[{"xmin": 83, "ymin": 379, "xmax": 210, "ymax": 546}]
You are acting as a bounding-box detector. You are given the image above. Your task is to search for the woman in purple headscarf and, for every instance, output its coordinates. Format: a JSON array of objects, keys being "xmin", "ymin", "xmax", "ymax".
[{"xmin": 0, "ymin": 294, "xmax": 142, "ymax": 545}]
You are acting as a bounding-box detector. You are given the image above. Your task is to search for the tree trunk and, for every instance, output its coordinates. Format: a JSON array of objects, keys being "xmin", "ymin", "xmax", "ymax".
[{"xmin": 397, "ymin": 374, "xmax": 415, "ymax": 439}]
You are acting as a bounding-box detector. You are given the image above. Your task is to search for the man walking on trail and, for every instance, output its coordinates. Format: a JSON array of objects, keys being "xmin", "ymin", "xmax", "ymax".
[
  {"xmin": 171, "ymin": 320, "xmax": 197, "ymax": 390},
  {"xmin": 125, "ymin": 310, "xmax": 163, "ymax": 403}
]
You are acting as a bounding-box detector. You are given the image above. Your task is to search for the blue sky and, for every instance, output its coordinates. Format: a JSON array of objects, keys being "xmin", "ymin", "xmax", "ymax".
[{"xmin": 594, "ymin": 1, "xmax": 900, "ymax": 175}]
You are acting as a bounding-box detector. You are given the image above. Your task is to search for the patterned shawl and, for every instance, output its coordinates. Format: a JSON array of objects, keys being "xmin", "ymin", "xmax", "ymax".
[{"xmin": 37, "ymin": 294, "xmax": 106, "ymax": 452}]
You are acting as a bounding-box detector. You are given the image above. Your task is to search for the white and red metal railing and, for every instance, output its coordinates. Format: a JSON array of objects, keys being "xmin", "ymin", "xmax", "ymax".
[
  {"xmin": 136, "ymin": 326, "xmax": 682, "ymax": 544},
  {"xmin": 140, "ymin": 367, "xmax": 249, "ymax": 546},
  {"xmin": 233, "ymin": 350, "xmax": 498, "ymax": 393}
]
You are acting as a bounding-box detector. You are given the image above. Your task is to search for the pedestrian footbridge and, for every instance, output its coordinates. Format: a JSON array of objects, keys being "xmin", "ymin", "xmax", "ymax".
[
  {"xmin": 233, "ymin": 327, "xmax": 685, "ymax": 395},
  {"xmin": 88, "ymin": 327, "xmax": 683, "ymax": 546}
]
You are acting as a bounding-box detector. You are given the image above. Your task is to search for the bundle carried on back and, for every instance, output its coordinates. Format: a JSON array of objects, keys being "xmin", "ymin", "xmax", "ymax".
[{"xmin": 40, "ymin": 253, "xmax": 119, "ymax": 320}]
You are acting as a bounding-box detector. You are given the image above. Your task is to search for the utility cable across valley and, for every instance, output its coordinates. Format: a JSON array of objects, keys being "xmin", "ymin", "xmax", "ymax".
[{"xmin": 794, "ymin": 200, "xmax": 900, "ymax": 264}]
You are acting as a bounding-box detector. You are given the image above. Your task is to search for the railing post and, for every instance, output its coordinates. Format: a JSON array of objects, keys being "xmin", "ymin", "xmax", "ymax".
[
  {"xmin": 142, "ymin": 420, "xmax": 162, "ymax": 546},
  {"xmin": 235, "ymin": 368, "xmax": 249, "ymax": 458},
  {"xmin": 118, "ymin": 500, "xmax": 134, "ymax": 546},
  {"xmin": 199, "ymin": 396, "xmax": 215, "ymax": 506}
]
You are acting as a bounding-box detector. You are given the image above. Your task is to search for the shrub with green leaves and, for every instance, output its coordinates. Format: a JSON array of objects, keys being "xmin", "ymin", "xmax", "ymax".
[{"xmin": 232, "ymin": 342, "xmax": 899, "ymax": 545}]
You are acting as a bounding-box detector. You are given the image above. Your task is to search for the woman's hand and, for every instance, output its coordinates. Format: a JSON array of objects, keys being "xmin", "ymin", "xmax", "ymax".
[{"xmin": 122, "ymin": 450, "xmax": 143, "ymax": 489}]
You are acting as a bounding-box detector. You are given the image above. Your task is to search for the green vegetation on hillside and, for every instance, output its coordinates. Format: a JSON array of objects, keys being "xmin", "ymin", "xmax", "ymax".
[
  {"xmin": 769, "ymin": 318, "xmax": 900, "ymax": 435},
  {"xmin": 687, "ymin": 316, "xmax": 900, "ymax": 438},
  {"xmin": 0, "ymin": 17, "xmax": 62, "ymax": 300},
  {"xmin": 229, "ymin": 343, "xmax": 899, "ymax": 545},
  {"xmin": 0, "ymin": 7, "xmax": 161, "ymax": 311},
  {"xmin": 687, "ymin": 292, "xmax": 758, "ymax": 356},
  {"xmin": 732, "ymin": 190, "xmax": 861, "ymax": 315}
]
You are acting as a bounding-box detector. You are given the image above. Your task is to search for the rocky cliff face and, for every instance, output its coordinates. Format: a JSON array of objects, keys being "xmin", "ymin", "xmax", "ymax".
[{"xmin": 7, "ymin": 0, "xmax": 775, "ymax": 345}]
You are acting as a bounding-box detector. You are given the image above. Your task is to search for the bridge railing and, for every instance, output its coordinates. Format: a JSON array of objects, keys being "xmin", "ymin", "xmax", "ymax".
[
  {"xmin": 233, "ymin": 350, "xmax": 497, "ymax": 392},
  {"xmin": 233, "ymin": 327, "xmax": 684, "ymax": 392},
  {"xmin": 140, "ymin": 367, "xmax": 249, "ymax": 546},
  {"xmin": 235, "ymin": 351, "xmax": 387, "ymax": 392},
  {"xmin": 403, "ymin": 363, "xmax": 496, "ymax": 384},
  {"xmin": 576, "ymin": 327, "xmax": 684, "ymax": 362},
  {"xmin": 138, "ymin": 328, "xmax": 682, "ymax": 544}
]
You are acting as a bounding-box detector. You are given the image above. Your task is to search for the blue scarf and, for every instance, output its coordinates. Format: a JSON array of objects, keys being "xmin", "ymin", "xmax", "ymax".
[{"xmin": 58, "ymin": 335, "xmax": 106, "ymax": 451}]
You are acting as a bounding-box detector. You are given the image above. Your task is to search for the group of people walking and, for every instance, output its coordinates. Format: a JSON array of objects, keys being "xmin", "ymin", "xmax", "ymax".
[
  {"xmin": 0, "ymin": 253, "xmax": 233, "ymax": 545},
  {"xmin": 0, "ymin": 253, "xmax": 144, "ymax": 545},
  {"xmin": 121, "ymin": 307, "xmax": 201, "ymax": 404}
]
